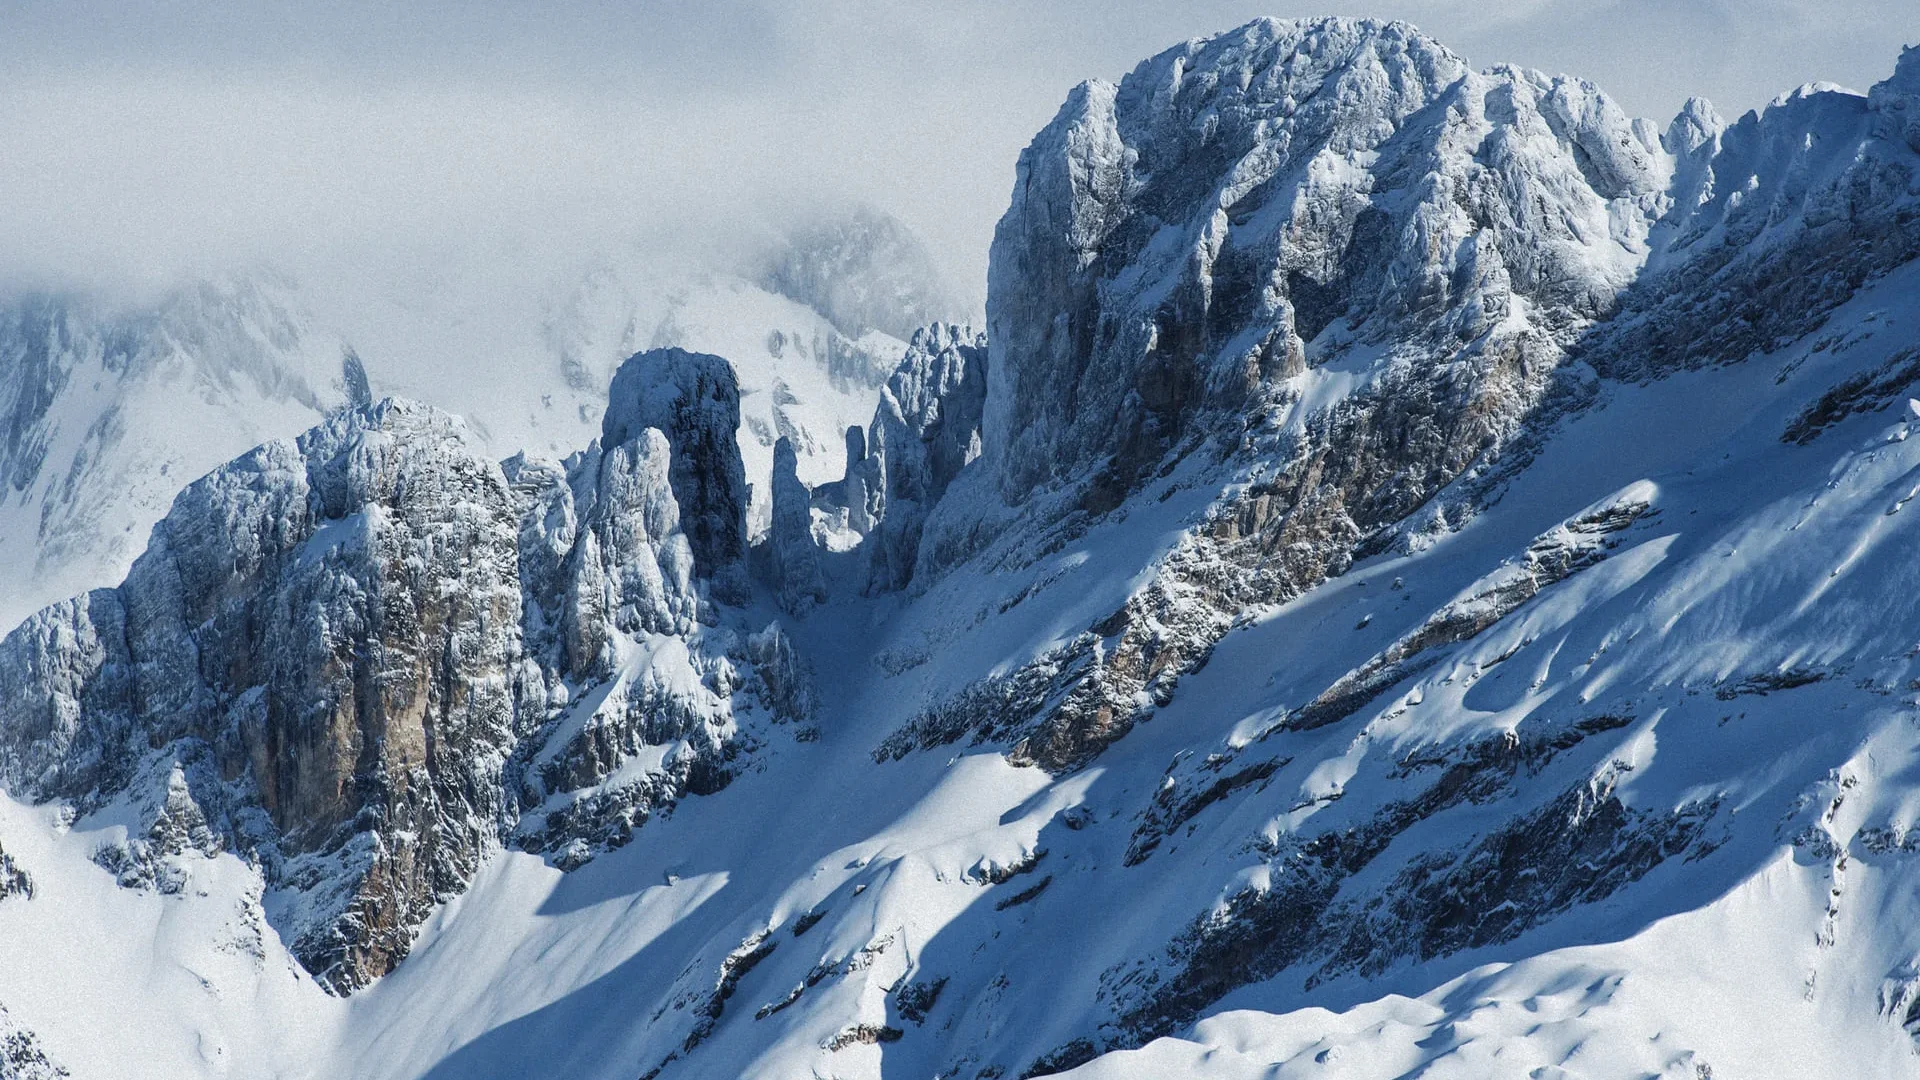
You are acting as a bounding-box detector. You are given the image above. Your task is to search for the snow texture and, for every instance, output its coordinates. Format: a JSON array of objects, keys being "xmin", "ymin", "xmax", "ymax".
[{"xmin": 7, "ymin": 16, "xmax": 1920, "ymax": 1080}]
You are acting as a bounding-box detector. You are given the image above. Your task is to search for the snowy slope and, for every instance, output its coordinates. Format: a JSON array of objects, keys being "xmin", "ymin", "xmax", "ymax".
[
  {"xmin": 12, "ymin": 259, "xmax": 1920, "ymax": 1080},
  {"xmin": 5, "ymin": 18, "xmax": 1920, "ymax": 1080}
]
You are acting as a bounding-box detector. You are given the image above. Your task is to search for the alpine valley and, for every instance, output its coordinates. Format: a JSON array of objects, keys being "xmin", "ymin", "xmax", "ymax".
[{"xmin": 8, "ymin": 16, "xmax": 1920, "ymax": 1080}]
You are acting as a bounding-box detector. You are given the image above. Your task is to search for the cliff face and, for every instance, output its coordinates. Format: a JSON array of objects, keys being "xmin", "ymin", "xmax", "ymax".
[
  {"xmin": 0, "ymin": 353, "xmax": 794, "ymax": 993},
  {"xmin": 603, "ymin": 348, "xmax": 751, "ymax": 599},
  {"xmin": 982, "ymin": 18, "xmax": 1664, "ymax": 511},
  {"xmin": 896, "ymin": 16, "xmax": 1920, "ymax": 775},
  {"xmin": 0, "ymin": 399, "xmax": 525, "ymax": 989},
  {"xmin": 860, "ymin": 324, "xmax": 988, "ymax": 592},
  {"xmin": 11, "ymin": 17, "xmax": 1920, "ymax": 1080}
]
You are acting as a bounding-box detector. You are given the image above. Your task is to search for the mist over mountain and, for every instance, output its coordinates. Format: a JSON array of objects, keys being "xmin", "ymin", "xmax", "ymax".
[
  {"xmin": 7, "ymin": 12, "xmax": 1920, "ymax": 1080},
  {"xmin": 760, "ymin": 206, "xmax": 962, "ymax": 342},
  {"xmin": 0, "ymin": 207, "xmax": 963, "ymax": 627}
]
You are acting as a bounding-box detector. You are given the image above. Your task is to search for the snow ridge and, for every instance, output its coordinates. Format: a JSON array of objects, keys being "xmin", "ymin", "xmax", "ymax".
[{"xmin": 9, "ymin": 16, "xmax": 1920, "ymax": 1080}]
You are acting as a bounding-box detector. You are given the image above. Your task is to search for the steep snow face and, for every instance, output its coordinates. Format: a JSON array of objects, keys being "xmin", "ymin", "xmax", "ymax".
[
  {"xmin": 0, "ymin": 281, "xmax": 353, "ymax": 628},
  {"xmin": 14, "ymin": 17, "xmax": 1920, "ymax": 1080}
]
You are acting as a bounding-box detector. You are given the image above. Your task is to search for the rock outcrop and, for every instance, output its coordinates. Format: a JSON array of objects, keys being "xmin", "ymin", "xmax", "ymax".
[
  {"xmin": 605, "ymin": 348, "xmax": 751, "ymax": 602},
  {"xmin": 560, "ymin": 428, "xmax": 699, "ymax": 677},
  {"xmin": 0, "ymin": 1003, "xmax": 68, "ymax": 1080},
  {"xmin": 0, "ymin": 841, "xmax": 29, "ymax": 902},
  {"xmin": 0, "ymin": 349, "xmax": 797, "ymax": 994},
  {"xmin": 765, "ymin": 437, "xmax": 827, "ymax": 616},
  {"xmin": 885, "ymin": 17, "xmax": 1682, "ymax": 772},
  {"xmin": 1, "ymin": 399, "xmax": 525, "ymax": 990},
  {"xmin": 894, "ymin": 16, "xmax": 1920, "ymax": 776},
  {"xmin": 861, "ymin": 324, "xmax": 988, "ymax": 592},
  {"xmin": 980, "ymin": 18, "xmax": 1668, "ymax": 508}
]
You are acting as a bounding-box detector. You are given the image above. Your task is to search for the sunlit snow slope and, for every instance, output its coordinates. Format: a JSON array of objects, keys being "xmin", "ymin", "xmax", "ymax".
[
  {"xmin": 5, "ymin": 17, "xmax": 1920, "ymax": 1080},
  {"xmin": 10, "ymin": 252, "xmax": 1920, "ymax": 1080}
]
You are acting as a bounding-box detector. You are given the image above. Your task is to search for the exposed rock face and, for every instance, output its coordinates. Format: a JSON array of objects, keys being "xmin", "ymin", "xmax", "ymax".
[
  {"xmin": 0, "ymin": 377, "xmax": 790, "ymax": 993},
  {"xmin": 0, "ymin": 1003, "xmax": 68, "ymax": 1080},
  {"xmin": 812, "ymin": 426, "xmax": 881, "ymax": 536},
  {"xmin": 889, "ymin": 19, "xmax": 1920, "ymax": 781},
  {"xmin": 0, "ymin": 841, "xmax": 29, "ymax": 902},
  {"xmin": 982, "ymin": 18, "xmax": 1664, "ymax": 508},
  {"xmin": 862, "ymin": 325, "xmax": 988, "ymax": 592},
  {"xmin": 1110, "ymin": 761, "xmax": 1716, "ymax": 1046},
  {"xmin": 605, "ymin": 348, "xmax": 751, "ymax": 600},
  {"xmin": 561, "ymin": 429, "xmax": 698, "ymax": 677},
  {"xmin": 766, "ymin": 438, "xmax": 827, "ymax": 616},
  {"xmin": 744, "ymin": 622, "xmax": 814, "ymax": 725},
  {"xmin": 895, "ymin": 17, "xmax": 1680, "ymax": 772},
  {"xmin": 1, "ymin": 400, "xmax": 526, "ymax": 990},
  {"xmin": 1874, "ymin": 46, "xmax": 1920, "ymax": 153},
  {"xmin": 840, "ymin": 425, "xmax": 880, "ymax": 535}
]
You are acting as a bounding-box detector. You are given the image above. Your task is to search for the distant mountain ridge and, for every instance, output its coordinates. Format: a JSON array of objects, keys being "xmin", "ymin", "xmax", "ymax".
[{"xmin": 0, "ymin": 208, "xmax": 964, "ymax": 629}]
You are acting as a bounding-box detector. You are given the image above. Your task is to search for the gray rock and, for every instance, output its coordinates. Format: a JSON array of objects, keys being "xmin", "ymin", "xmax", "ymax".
[
  {"xmin": 862, "ymin": 324, "xmax": 988, "ymax": 593},
  {"xmin": 766, "ymin": 438, "xmax": 826, "ymax": 616},
  {"xmin": 563, "ymin": 428, "xmax": 698, "ymax": 676},
  {"xmin": 0, "ymin": 392, "xmax": 791, "ymax": 993},
  {"xmin": 605, "ymin": 348, "xmax": 751, "ymax": 601}
]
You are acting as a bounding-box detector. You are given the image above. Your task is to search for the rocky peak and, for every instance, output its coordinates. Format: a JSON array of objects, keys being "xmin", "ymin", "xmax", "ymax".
[
  {"xmin": 765, "ymin": 437, "xmax": 826, "ymax": 616},
  {"xmin": 1664, "ymin": 95, "xmax": 1724, "ymax": 158},
  {"xmin": 604, "ymin": 348, "xmax": 751, "ymax": 600},
  {"xmin": 563, "ymin": 427, "xmax": 697, "ymax": 677},
  {"xmin": 1871, "ymin": 44, "xmax": 1920, "ymax": 152},
  {"xmin": 982, "ymin": 16, "xmax": 1665, "ymax": 510},
  {"xmin": 1, "ymin": 397, "xmax": 525, "ymax": 990},
  {"xmin": 0, "ymin": 379, "xmax": 801, "ymax": 994},
  {"xmin": 889, "ymin": 17, "xmax": 1685, "ymax": 776},
  {"xmin": 863, "ymin": 323, "xmax": 988, "ymax": 592}
]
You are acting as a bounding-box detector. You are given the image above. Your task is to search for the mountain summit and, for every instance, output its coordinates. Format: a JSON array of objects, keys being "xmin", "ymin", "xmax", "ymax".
[{"xmin": 5, "ymin": 16, "xmax": 1920, "ymax": 1080}]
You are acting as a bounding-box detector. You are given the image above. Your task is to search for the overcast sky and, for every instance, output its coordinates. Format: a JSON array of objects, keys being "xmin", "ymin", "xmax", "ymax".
[{"xmin": 4, "ymin": 1, "xmax": 1917, "ymax": 305}]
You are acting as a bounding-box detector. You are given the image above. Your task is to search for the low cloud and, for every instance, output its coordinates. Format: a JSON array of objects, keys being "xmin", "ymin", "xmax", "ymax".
[{"xmin": 2, "ymin": 0, "xmax": 1914, "ymax": 309}]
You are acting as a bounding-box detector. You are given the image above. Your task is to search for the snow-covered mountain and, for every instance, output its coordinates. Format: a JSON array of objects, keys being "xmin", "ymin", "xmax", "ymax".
[
  {"xmin": 0, "ymin": 279, "xmax": 357, "ymax": 630},
  {"xmin": 0, "ymin": 207, "xmax": 958, "ymax": 630},
  {"xmin": 7, "ymin": 17, "xmax": 1920, "ymax": 1080}
]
